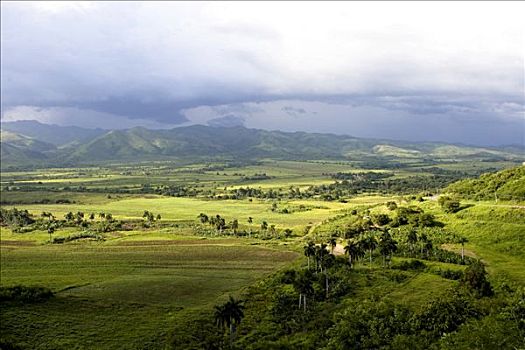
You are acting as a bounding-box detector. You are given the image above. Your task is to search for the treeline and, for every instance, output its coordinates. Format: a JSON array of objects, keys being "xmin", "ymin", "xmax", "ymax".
[
  {"xmin": 1, "ymin": 208, "xmax": 164, "ymax": 240},
  {"xmin": 195, "ymin": 213, "xmax": 294, "ymax": 239}
]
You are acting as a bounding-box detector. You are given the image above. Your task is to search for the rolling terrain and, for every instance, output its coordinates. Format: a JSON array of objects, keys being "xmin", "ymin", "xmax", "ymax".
[
  {"xmin": 0, "ymin": 125, "xmax": 523, "ymax": 349},
  {"xmin": 1, "ymin": 121, "xmax": 522, "ymax": 168}
]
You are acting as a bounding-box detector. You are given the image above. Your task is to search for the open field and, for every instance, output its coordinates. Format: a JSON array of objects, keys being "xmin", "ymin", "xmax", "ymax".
[{"xmin": 1, "ymin": 236, "xmax": 298, "ymax": 349}]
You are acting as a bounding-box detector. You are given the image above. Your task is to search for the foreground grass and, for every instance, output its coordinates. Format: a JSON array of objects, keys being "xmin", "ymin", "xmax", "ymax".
[{"xmin": 0, "ymin": 238, "xmax": 298, "ymax": 349}]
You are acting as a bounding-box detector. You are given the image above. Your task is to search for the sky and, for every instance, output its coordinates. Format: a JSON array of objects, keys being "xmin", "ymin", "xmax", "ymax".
[{"xmin": 1, "ymin": 1, "xmax": 524, "ymax": 146}]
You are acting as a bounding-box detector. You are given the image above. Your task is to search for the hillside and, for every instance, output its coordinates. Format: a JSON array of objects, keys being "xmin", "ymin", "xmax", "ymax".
[
  {"xmin": 1, "ymin": 122, "xmax": 523, "ymax": 167},
  {"xmin": 1, "ymin": 120, "xmax": 106, "ymax": 146},
  {"xmin": 0, "ymin": 131, "xmax": 56, "ymax": 165},
  {"xmin": 444, "ymin": 165, "xmax": 525, "ymax": 201}
]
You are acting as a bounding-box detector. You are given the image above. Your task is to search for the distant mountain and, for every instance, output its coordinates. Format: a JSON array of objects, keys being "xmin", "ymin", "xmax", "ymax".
[
  {"xmin": 1, "ymin": 120, "xmax": 107, "ymax": 146},
  {"xmin": 1, "ymin": 130, "xmax": 56, "ymax": 165},
  {"xmin": 0, "ymin": 122, "xmax": 523, "ymax": 168},
  {"xmin": 64, "ymin": 125, "xmax": 523, "ymax": 164}
]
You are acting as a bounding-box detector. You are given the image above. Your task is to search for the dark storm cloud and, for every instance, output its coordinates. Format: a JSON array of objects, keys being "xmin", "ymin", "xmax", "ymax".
[{"xmin": 1, "ymin": 2, "xmax": 523, "ymax": 145}]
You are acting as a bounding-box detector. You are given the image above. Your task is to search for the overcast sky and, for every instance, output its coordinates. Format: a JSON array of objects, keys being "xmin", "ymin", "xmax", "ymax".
[{"xmin": 1, "ymin": 1, "xmax": 524, "ymax": 146}]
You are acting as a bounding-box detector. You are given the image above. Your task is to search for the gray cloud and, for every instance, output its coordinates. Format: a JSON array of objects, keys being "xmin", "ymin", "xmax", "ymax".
[{"xmin": 1, "ymin": 2, "xmax": 523, "ymax": 145}]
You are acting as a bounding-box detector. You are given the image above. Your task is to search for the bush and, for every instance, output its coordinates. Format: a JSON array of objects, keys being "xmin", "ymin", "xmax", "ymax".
[
  {"xmin": 0, "ymin": 285, "xmax": 54, "ymax": 303},
  {"xmin": 438, "ymin": 196, "xmax": 461, "ymax": 213},
  {"xmin": 434, "ymin": 268, "xmax": 463, "ymax": 280},
  {"xmin": 51, "ymin": 232, "xmax": 105, "ymax": 244},
  {"xmin": 392, "ymin": 259, "xmax": 427, "ymax": 271},
  {"xmin": 462, "ymin": 261, "xmax": 493, "ymax": 297}
]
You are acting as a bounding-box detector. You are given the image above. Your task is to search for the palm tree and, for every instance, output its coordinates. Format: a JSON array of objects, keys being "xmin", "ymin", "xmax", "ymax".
[
  {"xmin": 378, "ymin": 231, "xmax": 398, "ymax": 267},
  {"xmin": 360, "ymin": 234, "xmax": 377, "ymax": 267},
  {"xmin": 64, "ymin": 212, "xmax": 74, "ymax": 222},
  {"xmin": 407, "ymin": 229, "xmax": 418, "ymax": 255},
  {"xmin": 214, "ymin": 296, "xmax": 245, "ymax": 348},
  {"xmin": 47, "ymin": 225, "xmax": 55, "ymax": 242},
  {"xmin": 328, "ymin": 237, "xmax": 337, "ymax": 254},
  {"xmin": 458, "ymin": 236, "xmax": 468, "ymax": 262},
  {"xmin": 231, "ymin": 219, "xmax": 239, "ymax": 234},
  {"xmin": 344, "ymin": 239, "xmax": 363, "ymax": 268},
  {"xmin": 293, "ymin": 272, "xmax": 314, "ymax": 312},
  {"xmin": 315, "ymin": 243, "xmax": 329, "ymax": 272},
  {"xmin": 303, "ymin": 242, "xmax": 315, "ymax": 269},
  {"xmin": 198, "ymin": 213, "xmax": 208, "ymax": 224}
]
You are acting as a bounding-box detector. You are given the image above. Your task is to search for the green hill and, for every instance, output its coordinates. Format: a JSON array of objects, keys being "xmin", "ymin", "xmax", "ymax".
[
  {"xmin": 64, "ymin": 125, "xmax": 523, "ymax": 164},
  {"xmin": 1, "ymin": 120, "xmax": 106, "ymax": 146},
  {"xmin": 1, "ymin": 122, "xmax": 523, "ymax": 167},
  {"xmin": 0, "ymin": 131, "xmax": 56, "ymax": 166},
  {"xmin": 444, "ymin": 165, "xmax": 525, "ymax": 201}
]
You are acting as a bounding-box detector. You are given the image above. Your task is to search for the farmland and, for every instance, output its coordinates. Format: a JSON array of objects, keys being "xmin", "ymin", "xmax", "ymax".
[{"xmin": 1, "ymin": 160, "xmax": 524, "ymax": 349}]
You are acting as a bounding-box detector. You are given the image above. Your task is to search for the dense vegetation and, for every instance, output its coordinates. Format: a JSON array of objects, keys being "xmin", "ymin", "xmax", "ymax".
[{"xmin": 445, "ymin": 165, "xmax": 525, "ymax": 201}]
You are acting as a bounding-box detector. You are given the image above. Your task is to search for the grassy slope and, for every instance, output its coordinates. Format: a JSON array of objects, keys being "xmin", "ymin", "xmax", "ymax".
[{"xmin": 0, "ymin": 236, "xmax": 298, "ymax": 349}]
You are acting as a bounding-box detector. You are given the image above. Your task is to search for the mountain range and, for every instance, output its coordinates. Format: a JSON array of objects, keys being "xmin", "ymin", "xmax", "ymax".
[{"xmin": 1, "ymin": 120, "xmax": 523, "ymax": 169}]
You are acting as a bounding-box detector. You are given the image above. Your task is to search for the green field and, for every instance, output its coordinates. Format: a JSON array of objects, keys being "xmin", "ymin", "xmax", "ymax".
[
  {"xmin": 1, "ymin": 236, "xmax": 297, "ymax": 349},
  {"xmin": 1, "ymin": 161, "xmax": 524, "ymax": 349}
]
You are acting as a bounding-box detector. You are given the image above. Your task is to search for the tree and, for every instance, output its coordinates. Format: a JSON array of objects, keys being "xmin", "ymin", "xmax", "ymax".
[
  {"xmin": 458, "ymin": 236, "xmax": 468, "ymax": 262},
  {"xmin": 198, "ymin": 213, "xmax": 209, "ymax": 224},
  {"xmin": 386, "ymin": 201, "xmax": 398, "ymax": 211},
  {"xmin": 293, "ymin": 271, "xmax": 314, "ymax": 312},
  {"xmin": 378, "ymin": 231, "xmax": 398, "ymax": 266},
  {"xmin": 64, "ymin": 212, "xmax": 74, "ymax": 222},
  {"xmin": 231, "ymin": 219, "xmax": 239, "ymax": 234},
  {"xmin": 438, "ymin": 196, "xmax": 461, "ymax": 213},
  {"xmin": 214, "ymin": 296, "xmax": 245, "ymax": 347},
  {"xmin": 260, "ymin": 221, "xmax": 268, "ymax": 231},
  {"xmin": 407, "ymin": 230, "xmax": 418, "ymax": 254},
  {"xmin": 462, "ymin": 260, "xmax": 493, "ymax": 297},
  {"xmin": 142, "ymin": 210, "xmax": 154, "ymax": 223},
  {"xmin": 247, "ymin": 217, "xmax": 253, "ymax": 224},
  {"xmin": 315, "ymin": 243, "xmax": 329, "ymax": 272},
  {"xmin": 303, "ymin": 242, "xmax": 315, "ymax": 269},
  {"xmin": 47, "ymin": 225, "xmax": 55, "ymax": 242},
  {"xmin": 41, "ymin": 212, "xmax": 53, "ymax": 221},
  {"xmin": 372, "ymin": 213, "xmax": 391, "ymax": 226},
  {"xmin": 328, "ymin": 237, "xmax": 337, "ymax": 254},
  {"xmin": 344, "ymin": 239, "xmax": 364, "ymax": 268},
  {"xmin": 89, "ymin": 213, "xmax": 95, "ymax": 221},
  {"xmin": 360, "ymin": 234, "xmax": 377, "ymax": 266},
  {"xmin": 156, "ymin": 214, "xmax": 161, "ymax": 221}
]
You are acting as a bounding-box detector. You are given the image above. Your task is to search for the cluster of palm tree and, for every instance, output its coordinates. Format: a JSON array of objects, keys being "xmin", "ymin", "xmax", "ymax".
[
  {"xmin": 142, "ymin": 210, "xmax": 161, "ymax": 224},
  {"xmin": 214, "ymin": 296, "xmax": 245, "ymax": 348},
  {"xmin": 303, "ymin": 240, "xmax": 337, "ymax": 300},
  {"xmin": 198, "ymin": 213, "xmax": 227, "ymax": 232},
  {"xmin": 343, "ymin": 231, "xmax": 399, "ymax": 268},
  {"xmin": 405, "ymin": 229, "xmax": 433, "ymax": 257},
  {"xmin": 303, "ymin": 241, "xmax": 336, "ymax": 273}
]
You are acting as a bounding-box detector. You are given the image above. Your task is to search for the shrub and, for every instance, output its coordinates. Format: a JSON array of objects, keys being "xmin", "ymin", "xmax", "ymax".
[
  {"xmin": 0, "ymin": 285, "xmax": 54, "ymax": 303},
  {"xmin": 462, "ymin": 261, "xmax": 493, "ymax": 297},
  {"xmin": 392, "ymin": 259, "xmax": 427, "ymax": 271}
]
